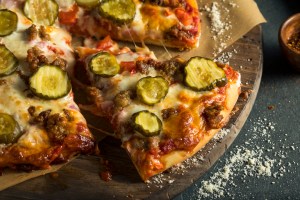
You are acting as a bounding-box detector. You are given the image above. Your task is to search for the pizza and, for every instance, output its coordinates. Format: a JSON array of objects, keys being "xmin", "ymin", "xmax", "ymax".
[
  {"xmin": 75, "ymin": 37, "xmax": 241, "ymax": 180},
  {"xmin": 57, "ymin": 0, "xmax": 201, "ymax": 49},
  {"xmin": 0, "ymin": 2, "xmax": 94, "ymax": 171},
  {"xmin": 0, "ymin": 0, "xmax": 240, "ymax": 183}
]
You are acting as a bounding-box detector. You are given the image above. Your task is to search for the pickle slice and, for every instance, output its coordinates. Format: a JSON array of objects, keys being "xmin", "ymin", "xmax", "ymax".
[
  {"xmin": 76, "ymin": 0, "xmax": 100, "ymax": 9},
  {"xmin": 136, "ymin": 76, "xmax": 169, "ymax": 105},
  {"xmin": 184, "ymin": 57, "xmax": 228, "ymax": 91},
  {"xmin": 0, "ymin": 9, "xmax": 18, "ymax": 36},
  {"xmin": 0, "ymin": 45, "xmax": 19, "ymax": 77},
  {"xmin": 98, "ymin": 0, "xmax": 136, "ymax": 24},
  {"xmin": 89, "ymin": 52, "xmax": 120, "ymax": 77},
  {"xmin": 0, "ymin": 113, "xmax": 21, "ymax": 144},
  {"xmin": 23, "ymin": 0, "xmax": 59, "ymax": 26},
  {"xmin": 131, "ymin": 111, "xmax": 162, "ymax": 137},
  {"xmin": 29, "ymin": 65, "xmax": 71, "ymax": 99}
]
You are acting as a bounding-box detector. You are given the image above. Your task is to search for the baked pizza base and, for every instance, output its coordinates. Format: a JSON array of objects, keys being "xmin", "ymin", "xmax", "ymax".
[
  {"xmin": 128, "ymin": 76, "xmax": 240, "ymax": 180},
  {"xmin": 118, "ymin": 66, "xmax": 240, "ymax": 181}
]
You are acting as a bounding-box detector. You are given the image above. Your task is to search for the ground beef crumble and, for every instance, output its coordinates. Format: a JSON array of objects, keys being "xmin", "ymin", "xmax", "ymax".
[
  {"xmin": 27, "ymin": 46, "xmax": 67, "ymax": 72},
  {"xmin": 203, "ymin": 104, "xmax": 224, "ymax": 129},
  {"xmin": 29, "ymin": 109, "xmax": 75, "ymax": 144}
]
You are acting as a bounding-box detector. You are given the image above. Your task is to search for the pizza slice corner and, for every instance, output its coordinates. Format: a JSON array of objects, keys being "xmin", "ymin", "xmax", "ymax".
[{"xmin": 72, "ymin": 37, "xmax": 241, "ymax": 181}]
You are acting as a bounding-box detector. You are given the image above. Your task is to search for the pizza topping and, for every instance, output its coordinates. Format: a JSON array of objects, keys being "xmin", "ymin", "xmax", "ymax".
[
  {"xmin": 136, "ymin": 59, "xmax": 154, "ymax": 75},
  {"xmin": 27, "ymin": 46, "xmax": 67, "ymax": 71},
  {"xmin": 85, "ymin": 86, "xmax": 103, "ymax": 106},
  {"xmin": 0, "ymin": 79, "xmax": 7, "ymax": 85},
  {"xmin": 165, "ymin": 24, "xmax": 193, "ymax": 43},
  {"xmin": 136, "ymin": 76, "xmax": 169, "ymax": 105},
  {"xmin": 29, "ymin": 65, "xmax": 71, "ymax": 99},
  {"xmin": 161, "ymin": 107, "xmax": 179, "ymax": 120},
  {"xmin": 27, "ymin": 106, "xmax": 36, "ymax": 116},
  {"xmin": 39, "ymin": 25, "xmax": 51, "ymax": 41},
  {"xmin": 98, "ymin": 0, "xmax": 136, "ymax": 24},
  {"xmin": 131, "ymin": 111, "xmax": 162, "ymax": 137},
  {"xmin": 63, "ymin": 109, "xmax": 74, "ymax": 121},
  {"xmin": 0, "ymin": 45, "xmax": 19, "ymax": 77},
  {"xmin": 136, "ymin": 58, "xmax": 183, "ymax": 82},
  {"xmin": 147, "ymin": 0, "xmax": 182, "ymax": 7},
  {"xmin": 27, "ymin": 46, "xmax": 48, "ymax": 71},
  {"xmin": 27, "ymin": 25, "xmax": 51, "ymax": 41},
  {"xmin": 0, "ymin": 113, "xmax": 21, "ymax": 144},
  {"xmin": 23, "ymin": 0, "xmax": 59, "ymax": 26},
  {"xmin": 27, "ymin": 24, "xmax": 38, "ymax": 41},
  {"xmin": 51, "ymin": 57, "xmax": 67, "ymax": 70},
  {"xmin": 59, "ymin": 4, "xmax": 79, "ymax": 25},
  {"xmin": 113, "ymin": 90, "xmax": 133, "ymax": 111},
  {"xmin": 76, "ymin": 0, "xmax": 100, "ymax": 9},
  {"xmin": 33, "ymin": 109, "xmax": 52, "ymax": 124},
  {"xmin": 0, "ymin": 9, "xmax": 18, "ymax": 36},
  {"xmin": 157, "ymin": 58, "xmax": 183, "ymax": 82},
  {"xmin": 46, "ymin": 113, "xmax": 69, "ymax": 144},
  {"xmin": 174, "ymin": 8, "xmax": 193, "ymax": 26},
  {"xmin": 89, "ymin": 52, "xmax": 120, "ymax": 77},
  {"xmin": 203, "ymin": 104, "xmax": 224, "ymax": 129},
  {"xmin": 184, "ymin": 57, "xmax": 228, "ymax": 91}
]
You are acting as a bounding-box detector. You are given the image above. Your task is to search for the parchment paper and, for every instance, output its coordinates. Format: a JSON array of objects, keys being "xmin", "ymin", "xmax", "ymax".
[{"xmin": 0, "ymin": 0, "xmax": 265, "ymax": 191}]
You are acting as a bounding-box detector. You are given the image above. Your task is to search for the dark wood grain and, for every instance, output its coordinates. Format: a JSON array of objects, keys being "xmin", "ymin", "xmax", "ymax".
[{"xmin": 0, "ymin": 26, "xmax": 263, "ymax": 200}]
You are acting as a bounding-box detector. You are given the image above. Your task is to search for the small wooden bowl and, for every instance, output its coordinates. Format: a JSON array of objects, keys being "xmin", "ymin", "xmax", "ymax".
[{"xmin": 279, "ymin": 13, "xmax": 300, "ymax": 72}]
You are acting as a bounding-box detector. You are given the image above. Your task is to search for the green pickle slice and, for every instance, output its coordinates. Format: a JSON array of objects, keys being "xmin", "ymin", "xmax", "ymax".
[
  {"xmin": 184, "ymin": 57, "xmax": 228, "ymax": 91},
  {"xmin": 23, "ymin": 0, "xmax": 59, "ymax": 26},
  {"xmin": 136, "ymin": 76, "xmax": 169, "ymax": 105},
  {"xmin": 76, "ymin": 0, "xmax": 100, "ymax": 9},
  {"xmin": 131, "ymin": 111, "xmax": 162, "ymax": 137},
  {"xmin": 29, "ymin": 65, "xmax": 71, "ymax": 99},
  {"xmin": 0, "ymin": 9, "xmax": 18, "ymax": 36},
  {"xmin": 89, "ymin": 52, "xmax": 120, "ymax": 77},
  {"xmin": 0, "ymin": 45, "xmax": 19, "ymax": 77},
  {"xmin": 0, "ymin": 113, "xmax": 21, "ymax": 144},
  {"xmin": 98, "ymin": 0, "xmax": 136, "ymax": 24}
]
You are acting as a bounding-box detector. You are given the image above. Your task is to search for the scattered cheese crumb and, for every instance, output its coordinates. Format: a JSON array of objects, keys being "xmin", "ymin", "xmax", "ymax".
[{"xmin": 195, "ymin": 117, "xmax": 298, "ymax": 199}]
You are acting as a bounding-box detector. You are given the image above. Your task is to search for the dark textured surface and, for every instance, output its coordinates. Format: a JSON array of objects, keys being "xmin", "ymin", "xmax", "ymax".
[{"xmin": 175, "ymin": 1, "xmax": 300, "ymax": 199}]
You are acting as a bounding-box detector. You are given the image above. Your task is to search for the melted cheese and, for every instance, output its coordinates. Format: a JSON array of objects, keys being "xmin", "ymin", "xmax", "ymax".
[
  {"xmin": 130, "ymin": 3, "xmax": 145, "ymax": 38},
  {"xmin": 139, "ymin": 4, "xmax": 177, "ymax": 39},
  {"xmin": 0, "ymin": 73, "xmax": 82, "ymax": 153},
  {"xmin": 0, "ymin": 1, "xmax": 85, "ymax": 155},
  {"xmin": 1, "ymin": 4, "xmax": 75, "ymax": 68},
  {"xmin": 87, "ymin": 48, "xmax": 241, "ymax": 143}
]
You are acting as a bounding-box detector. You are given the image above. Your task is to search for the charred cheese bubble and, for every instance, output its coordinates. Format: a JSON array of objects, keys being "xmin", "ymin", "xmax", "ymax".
[
  {"xmin": 89, "ymin": 52, "xmax": 120, "ymax": 77},
  {"xmin": 75, "ymin": 0, "xmax": 100, "ymax": 9},
  {"xmin": 29, "ymin": 65, "xmax": 71, "ymax": 99},
  {"xmin": 136, "ymin": 76, "xmax": 169, "ymax": 105},
  {"xmin": 0, "ymin": 45, "xmax": 19, "ymax": 77},
  {"xmin": 184, "ymin": 57, "xmax": 228, "ymax": 91},
  {"xmin": 0, "ymin": 9, "xmax": 18, "ymax": 36},
  {"xmin": 98, "ymin": 0, "xmax": 136, "ymax": 24},
  {"xmin": 131, "ymin": 111, "xmax": 162, "ymax": 137},
  {"xmin": 0, "ymin": 113, "xmax": 21, "ymax": 144},
  {"xmin": 23, "ymin": 0, "xmax": 59, "ymax": 26}
]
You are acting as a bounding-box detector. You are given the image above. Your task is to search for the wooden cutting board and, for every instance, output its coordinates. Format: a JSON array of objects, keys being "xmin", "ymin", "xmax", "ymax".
[{"xmin": 0, "ymin": 26, "xmax": 263, "ymax": 200}]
